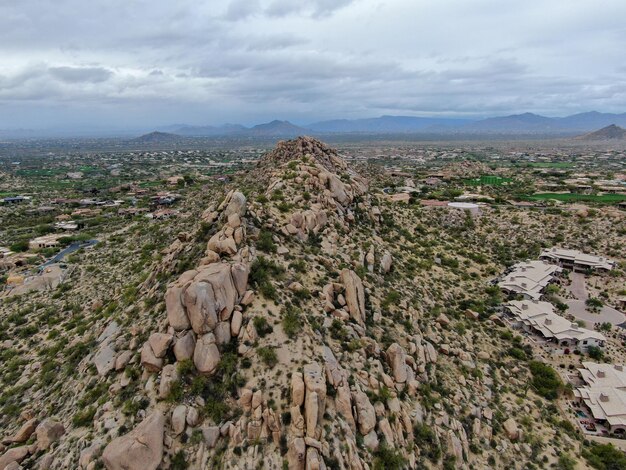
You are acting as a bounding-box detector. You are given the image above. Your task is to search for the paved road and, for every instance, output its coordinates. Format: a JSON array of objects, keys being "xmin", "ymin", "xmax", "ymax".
[
  {"xmin": 39, "ymin": 239, "xmax": 98, "ymax": 270},
  {"xmin": 567, "ymin": 272, "xmax": 588, "ymax": 300},
  {"xmin": 564, "ymin": 299, "xmax": 625, "ymax": 327}
]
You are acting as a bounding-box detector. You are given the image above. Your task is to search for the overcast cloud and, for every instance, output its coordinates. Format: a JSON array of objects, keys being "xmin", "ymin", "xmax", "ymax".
[{"xmin": 1, "ymin": 0, "xmax": 625, "ymax": 130}]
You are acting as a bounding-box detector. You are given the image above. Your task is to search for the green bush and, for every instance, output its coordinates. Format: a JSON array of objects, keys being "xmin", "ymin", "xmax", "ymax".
[
  {"xmin": 583, "ymin": 442, "xmax": 626, "ymax": 469},
  {"xmin": 373, "ymin": 446, "xmax": 405, "ymax": 470},
  {"xmin": 253, "ymin": 316, "xmax": 273, "ymax": 337},
  {"xmin": 413, "ymin": 423, "xmax": 441, "ymax": 461},
  {"xmin": 282, "ymin": 307, "xmax": 302, "ymax": 339},
  {"xmin": 256, "ymin": 230, "xmax": 277, "ymax": 253},
  {"xmin": 72, "ymin": 406, "xmax": 96, "ymax": 427},
  {"xmin": 257, "ymin": 347, "xmax": 278, "ymax": 368},
  {"xmin": 529, "ymin": 361, "xmax": 562, "ymax": 400}
]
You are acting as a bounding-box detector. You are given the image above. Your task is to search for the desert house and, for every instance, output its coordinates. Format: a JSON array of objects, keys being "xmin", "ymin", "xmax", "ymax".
[
  {"xmin": 539, "ymin": 248, "xmax": 614, "ymax": 272},
  {"xmin": 574, "ymin": 362, "xmax": 626, "ymax": 435},
  {"xmin": 504, "ymin": 299, "xmax": 606, "ymax": 352},
  {"xmin": 497, "ymin": 260, "xmax": 562, "ymax": 300},
  {"xmin": 28, "ymin": 234, "xmax": 66, "ymax": 250}
]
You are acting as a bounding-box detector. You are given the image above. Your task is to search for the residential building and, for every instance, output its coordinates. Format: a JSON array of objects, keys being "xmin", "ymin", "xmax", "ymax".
[
  {"xmin": 504, "ymin": 300, "xmax": 606, "ymax": 351},
  {"xmin": 497, "ymin": 260, "xmax": 561, "ymax": 300},
  {"xmin": 29, "ymin": 234, "xmax": 65, "ymax": 250},
  {"xmin": 539, "ymin": 248, "xmax": 614, "ymax": 272},
  {"xmin": 574, "ymin": 362, "xmax": 626, "ymax": 435}
]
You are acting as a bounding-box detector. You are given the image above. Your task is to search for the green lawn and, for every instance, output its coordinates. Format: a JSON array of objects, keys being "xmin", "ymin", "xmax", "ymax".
[
  {"xmin": 464, "ymin": 175, "xmax": 513, "ymax": 186},
  {"xmin": 139, "ymin": 180, "xmax": 163, "ymax": 188},
  {"xmin": 527, "ymin": 193, "xmax": 626, "ymax": 203}
]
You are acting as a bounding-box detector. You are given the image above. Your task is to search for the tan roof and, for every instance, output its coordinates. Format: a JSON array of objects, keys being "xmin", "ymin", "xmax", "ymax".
[
  {"xmin": 540, "ymin": 248, "xmax": 614, "ymax": 270},
  {"xmin": 506, "ymin": 300, "xmax": 606, "ymax": 342},
  {"xmin": 576, "ymin": 362, "xmax": 626, "ymax": 425},
  {"xmin": 498, "ymin": 260, "xmax": 561, "ymax": 299}
]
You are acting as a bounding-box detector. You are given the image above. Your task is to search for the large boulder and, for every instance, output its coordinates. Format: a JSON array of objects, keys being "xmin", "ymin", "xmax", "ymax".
[
  {"xmin": 193, "ymin": 333, "xmax": 220, "ymax": 375},
  {"xmin": 94, "ymin": 343, "xmax": 117, "ymax": 377},
  {"xmin": 158, "ymin": 364, "xmax": 180, "ymax": 399},
  {"xmin": 148, "ymin": 333, "xmax": 173, "ymax": 359},
  {"xmin": 8, "ymin": 418, "xmax": 38, "ymax": 443},
  {"xmin": 503, "ymin": 418, "xmax": 520, "ymax": 441},
  {"xmin": 340, "ymin": 269, "xmax": 366, "ymax": 326},
  {"xmin": 287, "ymin": 437, "xmax": 306, "ymax": 470},
  {"xmin": 165, "ymin": 284, "xmax": 191, "ymax": 331},
  {"xmin": 35, "ymin": 419, "xmax": 65, "ymax": 450},
  {"xmin": 222, "ymin": 191, "xmax": 247, "ymax": 219},
  {"xmin": 291, "ymin": 372, "xmax": 305, "ymax": 407},
  {"xmin": 102, "ymin": 411, "xmax": 164, "ymax": 470},
  {"xmin": 183, "ymin": 263, "xmax": 248, "ymax": 334},
  {"xmin": 353, "ymin": 390, "xmax": 376, "ymax": 435},
  {"xmin": 0, "ymin": 446, "xmax": 29, "ymax": 470},
  {"xmin": 173, "ymin": 330, "xmax": 196, "ymax": 362},
  {"xmin": 386, "ymin": 343, "xmax": 408, "ymax": 383},
  {"xmin": 140, "ymin": 342, "xmax": 163, "ymax": 372}
]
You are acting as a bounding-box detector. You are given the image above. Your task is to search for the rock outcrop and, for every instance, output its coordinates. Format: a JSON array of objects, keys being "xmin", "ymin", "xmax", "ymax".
[{"xmin": 102, "ymin": 411, "xmax": 164, "ymax": 470}]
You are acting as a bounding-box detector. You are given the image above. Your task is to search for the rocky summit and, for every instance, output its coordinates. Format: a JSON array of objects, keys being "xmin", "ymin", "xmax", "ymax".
[{"xmin": 1, "ymin": 136, "xmax": 626, "ymax": 470}]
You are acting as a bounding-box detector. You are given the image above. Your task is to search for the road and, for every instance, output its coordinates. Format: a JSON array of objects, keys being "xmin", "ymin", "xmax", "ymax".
[
  {"xmin": 568, "ymin": 272, "xmax": 588, "ymax": 300},
  {"xmin": 39, "ymin": 239, "xmax": 98, "ymax": 270}
]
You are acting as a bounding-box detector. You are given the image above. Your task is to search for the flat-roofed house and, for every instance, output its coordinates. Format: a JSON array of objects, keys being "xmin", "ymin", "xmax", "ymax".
[
  {"xmin": 28, "ymin": 234, "xmax": 65, "ymax": 250},
  {"xmin": 504, "ymin": 300, "xmax": 606, "ymax": 351},
  {"xmin": 539, "ymin": 248, "xmax": 614, "ymax": 272},
  {"xmin": 497, "ymin": 260, "xmax": 561, "ymax": 300},
  {"xmin": 574, "ymin": 362, "xmax": 626, "ymax": 435}
]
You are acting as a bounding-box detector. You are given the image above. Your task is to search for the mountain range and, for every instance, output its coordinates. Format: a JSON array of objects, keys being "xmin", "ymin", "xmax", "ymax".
[{"xmin": 153, "ymin": 111, "xmax": 626, "ymax": 137}]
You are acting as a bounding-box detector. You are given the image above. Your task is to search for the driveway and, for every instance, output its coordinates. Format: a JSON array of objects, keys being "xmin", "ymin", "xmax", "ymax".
[
  {"xmin": 567, "ymin": 272, "xmax": 588, "ymax": 300},
  {"xmin": 564, "ymin": 299, "xmax": 625, "ymax": 326}
]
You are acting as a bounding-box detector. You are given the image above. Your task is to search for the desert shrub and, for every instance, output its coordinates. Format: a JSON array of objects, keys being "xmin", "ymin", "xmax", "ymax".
[
  {"xmin": 373, "ymin": 446, "xmax": 405, "ymax": 470},
  {"xmin": 72, "ymin": 406, "xmax": 96, "ymax": 427},
  {"xmin": 257, "ymin": 347, "xmax": 278, "ymax": 368},
  {"xmin": 414, "ymin": 423, "xmax": 441, "ymax": 461},
  {"xmin": 253, "ymin": 316, "xmax": 273, "ymax": 337},
  {"xmin": 587, "ymin": 346, "xmax": 604, "ymax": 361},
  {"xmin": 282, "ymin": 307, "xmax": 302, "ymax": 338},
  {"xmin": 256, "ymin": 230, "xmax": 277, "ymax": 253},
  {"xmin": 583, "ymin": 442, "xmax": 626, "ymax": 469},
  {"xmin": 529, "ymin": 361, "xmax": 562, "ymax": 400},
  {"xmin": 171, "ymin": 450, "xmax": 188, "ymax": 470}
]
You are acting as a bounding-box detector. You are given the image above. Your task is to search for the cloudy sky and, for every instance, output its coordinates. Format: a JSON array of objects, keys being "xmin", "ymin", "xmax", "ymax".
[{"xmin": 1, "ymin": 0, "xmax": 625, "ymax": 130}]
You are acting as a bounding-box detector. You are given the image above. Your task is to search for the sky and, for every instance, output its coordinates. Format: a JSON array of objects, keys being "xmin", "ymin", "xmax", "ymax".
[{"xmin": 1, "ymin": 0, "xmax": 625, "ymax": 131}]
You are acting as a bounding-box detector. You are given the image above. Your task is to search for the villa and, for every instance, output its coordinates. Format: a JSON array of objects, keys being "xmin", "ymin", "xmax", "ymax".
[
  {"xmin": 504, "ymin": 300, "xmax": 606, "ymax": 351},
  {"xmin": 497, "ymin": 260, "xmax": 561, "ymax": 300},
  {"xmin": 574, "ymin": 362, "xmax": 626, "ymax": 435},
  {"xmin": 539, "ymin": 248, "xmax": 614, "ymax": 272}
]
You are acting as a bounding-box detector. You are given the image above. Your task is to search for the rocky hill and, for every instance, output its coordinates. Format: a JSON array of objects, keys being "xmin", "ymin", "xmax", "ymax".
[
  {"xmin": 575, "ymin": 124, "xmax": 626, "ymax": 140},
  {"xmin": 132, "ymin": 131, "xmax": 185, "ymax": 144},
  {"xmin": 2, "ymin": 137, "xmax": 623, "ymax": 469}
]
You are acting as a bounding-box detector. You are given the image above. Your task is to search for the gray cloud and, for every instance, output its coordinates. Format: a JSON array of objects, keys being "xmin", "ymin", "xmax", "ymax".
[
  {"xmin": 48, "ymin": 66, "xmax": 113, "ymax": 83},
  {"xmin": 0, "ymin": 0, "xmax": 625, "ymax": 130}
]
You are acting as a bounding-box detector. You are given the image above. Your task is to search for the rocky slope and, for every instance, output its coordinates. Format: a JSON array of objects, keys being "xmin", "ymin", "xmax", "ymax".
[{"xmin": 2, "ymin": 137, "xmax": 623, "ymax": 469}]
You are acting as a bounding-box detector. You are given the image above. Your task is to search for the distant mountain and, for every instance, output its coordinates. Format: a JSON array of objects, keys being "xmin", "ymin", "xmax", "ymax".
[
  {"xmin": 575, "ymin": 124, "xmax": 626, "ymax": 140},
  {"xmin": 132, "ymin": 131, "xmax": 184, "ymax": 143},
  {"xmin": 147, "ymin": 111, "xmax": 626, "ymax": 139},
  {"xmin": 173, "ymin": 123, "xmax": 247, "ymax": 136},
  {"xmin": 464, "ymin": 111, "xmax": 626, "ymax": 134},
  {"xmin": 556, "ymin": 112, "xmax": 626, "ymax": 131},
  {"xmin": 462, "ymin": 113, "xmax": 561, "ymax": 133},
  {"xmin": 243, "ymin": 120, "xmax": 308, "ymax": 137},
  {"xmin": 308, "ymin": 115, "xmax": 471, "ymax": 133}
]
